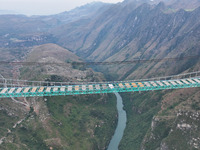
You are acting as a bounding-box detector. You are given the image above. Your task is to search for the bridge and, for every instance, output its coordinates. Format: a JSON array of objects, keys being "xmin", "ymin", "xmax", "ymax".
[{"xmin": 0, "ymin": 71, "xmax": 200, "ymax": 98}]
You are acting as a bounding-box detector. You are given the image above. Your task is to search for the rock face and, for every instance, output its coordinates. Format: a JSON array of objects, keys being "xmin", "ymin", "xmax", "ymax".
[
  {"xmin": 144, "ymin": 111, "xmax": 200, "ymax": 150},
  {"xmin": 140, "ymin": 89, "xmax": 200, "ymax": 150}
]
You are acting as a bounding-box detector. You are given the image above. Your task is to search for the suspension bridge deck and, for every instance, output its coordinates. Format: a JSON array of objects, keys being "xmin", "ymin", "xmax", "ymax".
[{"xmin": 0, "ymin": 77, "xmax": 200, "ymax": 98}]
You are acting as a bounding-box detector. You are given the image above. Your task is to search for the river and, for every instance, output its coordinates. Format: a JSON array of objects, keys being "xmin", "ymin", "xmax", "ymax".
[{"xmin": 107, "ymin": 93, "xmax": 127, "ymax": 150}]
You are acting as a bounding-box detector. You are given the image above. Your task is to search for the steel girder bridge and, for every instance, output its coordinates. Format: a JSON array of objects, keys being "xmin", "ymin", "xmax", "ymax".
[{"xmin": 0, "ymin": 71, "xmax": 200, "ymax": 98}]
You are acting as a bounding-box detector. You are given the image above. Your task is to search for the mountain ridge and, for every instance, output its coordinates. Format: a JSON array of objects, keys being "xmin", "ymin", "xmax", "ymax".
[{"xmin": 124, "ymin": 0, "xmax": 200, "ymax": 10}]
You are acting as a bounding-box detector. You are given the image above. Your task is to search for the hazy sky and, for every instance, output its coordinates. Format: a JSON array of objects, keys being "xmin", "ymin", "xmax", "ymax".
[{"xmin": 0, "ymin": 0, "xmax": 124, "ymax": 15}]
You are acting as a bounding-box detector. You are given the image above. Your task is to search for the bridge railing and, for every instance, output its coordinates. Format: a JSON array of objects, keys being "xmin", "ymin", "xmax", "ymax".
[
  {"xmin": 0, "ymin": 71, "xmax": 200, "ymax": 88},
  {"xmin": 126, "ymin": 71, "xmax": 200, "ymax": 83},
  {"xmin": 86, "ymin": 71, "xmax": 200, "ymax": 85}
]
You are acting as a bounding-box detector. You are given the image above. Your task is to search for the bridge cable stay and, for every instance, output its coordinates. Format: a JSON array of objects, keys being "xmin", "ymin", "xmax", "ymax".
[{"xmin": 0, "ymin": 70, "xmax": 200, "ymax": 87}]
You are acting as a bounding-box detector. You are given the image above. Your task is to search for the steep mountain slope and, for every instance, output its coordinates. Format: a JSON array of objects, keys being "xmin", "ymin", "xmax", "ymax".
[{"xmin": 53, "ymin": 1, "xmax": 200, "ymax": 79}]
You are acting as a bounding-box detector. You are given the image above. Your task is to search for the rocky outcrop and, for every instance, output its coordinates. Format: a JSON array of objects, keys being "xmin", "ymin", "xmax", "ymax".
[{"xmin": 141, "ymin": 89, "xmax": 200, "ymax": 150}]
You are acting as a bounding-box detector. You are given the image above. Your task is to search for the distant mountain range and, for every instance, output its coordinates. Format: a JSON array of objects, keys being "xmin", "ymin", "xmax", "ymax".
[{"xmin": 0, "ymin": 2, "xmax": 110, "ymax": 35}]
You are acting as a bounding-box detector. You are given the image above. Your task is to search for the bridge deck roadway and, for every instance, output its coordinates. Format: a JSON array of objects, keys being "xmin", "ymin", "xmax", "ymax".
[{"xmin": 0, "ymin": 78, "xmax": 200, "ymax": 98}]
